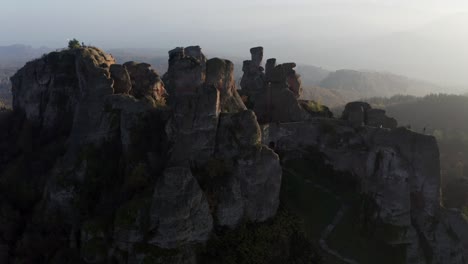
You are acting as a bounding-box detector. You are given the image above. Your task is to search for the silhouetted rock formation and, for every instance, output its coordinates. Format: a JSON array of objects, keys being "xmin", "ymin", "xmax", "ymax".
[
  {"xmin": 342, "ymin": 101, "xmax": 398, "ymax": 129},
  {"xmin": 163, "ymin": 46, "xmax": 280, "ymax": 229},
  {"xmin": 240, "ymin": 47, "xmax": 327, "ymax": 123},
  {"xmin": 1, "ymin": 46, "xmax": 282, "ymax": 263},
  {"xmin": 263, "ymin": 120, "xmax": 463, "ymax": 263},
  {"xmin": 0, "ymin": 45, "xmax": 466, "ymax": 264}
]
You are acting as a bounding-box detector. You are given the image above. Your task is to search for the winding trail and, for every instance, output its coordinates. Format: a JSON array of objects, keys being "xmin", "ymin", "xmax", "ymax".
[{"xmin": 285, "ymin": 168, "xmax": 360, "ymax": 264}]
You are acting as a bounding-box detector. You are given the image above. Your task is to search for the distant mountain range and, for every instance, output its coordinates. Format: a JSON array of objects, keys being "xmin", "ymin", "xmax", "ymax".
[
  {"xmin": 299, "ymin": 69, "xmax": 463, "ymax": 108},
  {"xmin": 0, "ymin": 44, "xmax": 50, "ymax": 67}
]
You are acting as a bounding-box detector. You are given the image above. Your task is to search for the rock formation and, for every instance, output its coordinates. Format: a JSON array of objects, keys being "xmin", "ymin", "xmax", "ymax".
[
  {"xmin": 342, "ymin": 101, "xmax": 398, "ymax": 129},
  {"xmin": 263, "ymin": 119, "xmax": 464, "ymax": 263},
  {"xmin": 1, "ymin": 46, "xmax": 282, "ymax": 263},
  {"xmin": 240, "ymin": 47, "xmax": 329, "ymax": 123},
  {"xmin": 0, "ymin": 44, "xmax": 466, "ymax": 264}
]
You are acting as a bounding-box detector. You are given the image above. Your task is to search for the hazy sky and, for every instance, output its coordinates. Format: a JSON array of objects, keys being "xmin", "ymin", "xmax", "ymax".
[{"xmin": 2, "ymin": 0, "xmax": 468, "ymax": 85}]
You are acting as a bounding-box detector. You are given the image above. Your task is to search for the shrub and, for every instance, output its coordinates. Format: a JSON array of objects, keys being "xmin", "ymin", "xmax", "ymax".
[
  {"xmin": 306, "ymin": 100, "xmax": 324, "ymax": 112},
  {"xmin": 68, "ymin": 38, "xmax": 81, "ymax": 49}
]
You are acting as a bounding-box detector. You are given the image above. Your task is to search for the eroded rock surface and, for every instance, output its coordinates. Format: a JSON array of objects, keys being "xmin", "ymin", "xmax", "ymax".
[
  {"xmin": 1, "ymin": 46, "xmax": 281, "ymax": 264},
  {"xmin": 149, "ymin": 167, "xmax": 213, "ymax": 248},
  {"xmin": 263, "ymin": 120, "xmax": 464, "ymax": 263},
  {"xmin": 239, "ymin": 47, "xmax": 326, "ymax": 123},
  {"xmin": 1, "ymin": 44, "xmax": 466, "ymax": 264},
  {"xmin": 342, "ymin": 101, "xmax": 398, "ymax": 129}
]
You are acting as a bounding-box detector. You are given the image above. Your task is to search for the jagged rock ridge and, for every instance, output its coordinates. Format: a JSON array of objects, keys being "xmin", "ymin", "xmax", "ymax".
[
  {"xmin": 0, "ymin": 46, "xmax": 282, "ymax": 263},
  {"xmin": 0, "ymin": 45, "xmax": 466, "ymax": 264}
]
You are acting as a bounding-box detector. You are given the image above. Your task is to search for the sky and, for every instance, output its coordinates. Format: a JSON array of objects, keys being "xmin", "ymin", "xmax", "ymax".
[{"xmin": 2, "ymin": 0, "xmax": 468, "ymax": 85}]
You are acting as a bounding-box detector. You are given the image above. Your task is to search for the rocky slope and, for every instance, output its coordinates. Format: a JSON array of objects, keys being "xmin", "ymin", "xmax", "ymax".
[{"xmin": 0, "ymin": 45, "xmax": 466, "ymax": 264}]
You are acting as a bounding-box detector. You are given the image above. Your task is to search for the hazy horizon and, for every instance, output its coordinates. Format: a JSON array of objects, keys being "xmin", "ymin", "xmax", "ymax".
[{"xmin": 3, "ymin": 0, "xmax": 468, "ymax": 86}]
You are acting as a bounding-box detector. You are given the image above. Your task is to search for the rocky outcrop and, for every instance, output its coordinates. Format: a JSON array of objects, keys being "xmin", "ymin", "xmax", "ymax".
[
  {"xmin": 240, "ymin": 47, "xmax": 325, "ymax": 123},
  {"xmin": 124, "ymin": 61, "xmax": 167, "ymax": 104},
  {"xmin": 110, "ymin": 64, "xmax": 132, "ymax": 94},
  {"xmin": 1, "ymin": 45, "xmax": 282, "ymax": 264},
  {"xmin": 213, "ymin": 110, "xmax": 282, "ymax": 227},
  {"xmin": 263, "ymin": 120, "xmax": 464, "ymax": 263},
  {"xmin": 342, "ymin": 101, "xmax": 398, "ymax": 129},
  {"xmin": 1, "ymin": 44, "xmax": 466, "ymax": 264},
  {"xmin": 149, "ymin": 167, "xmax": 213, "ymax": 248},
  {"xmin": 163, "ymin": 46, "xmax": 206, "ymax": 96},
  {"xmin": 240, "ymin": 47, "xmax": 265, "ymax": 108},
  {"xmin": 163, "ymin": 46, "xmax": 281, "ymax": 228},
  {"xmin": 206, "ymin": 58, "xmax": 246, "ymax": 112}
]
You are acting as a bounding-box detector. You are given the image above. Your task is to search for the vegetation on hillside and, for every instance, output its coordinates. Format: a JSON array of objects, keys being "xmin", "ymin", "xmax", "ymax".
[
  {"xmin": 68, "ymin": 38, "xmax": 81, "ymax": 49},
  {"xmin": 320, "ymin": 70, "xmax": 442, "ymax": 99},
  {"xmin": 280, "ymin": 149, "xmax": 405, "ymax": 264}
]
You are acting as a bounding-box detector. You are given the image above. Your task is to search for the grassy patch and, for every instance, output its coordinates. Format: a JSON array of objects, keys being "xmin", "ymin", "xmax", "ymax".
[
  {"xmin": 200, "ymin": 209, "xmax": 321, "ymax": 264},
  {"xmin": 305, "ymin": 101, "xmax": 325, "ymax": 112}
]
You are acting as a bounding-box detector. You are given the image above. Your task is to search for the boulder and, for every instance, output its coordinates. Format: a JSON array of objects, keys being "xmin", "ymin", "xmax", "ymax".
[
  {"xmin": 367, "ymin": 108, "xmax": 398, "ymax": 129},
  {"xmin": 110, "ymin": 64, "xmax": 132, "ymax": 94},
  {"xmin": 342, "ymin": 101, "xmax": 397, "ymax": 129},
  {"xmin": 123, "ymin": 61, "xmax": 167, "ymax": 104},
  {"xmin": 341, "ymin": 101, "xmax": 371, "ymax": 127}
]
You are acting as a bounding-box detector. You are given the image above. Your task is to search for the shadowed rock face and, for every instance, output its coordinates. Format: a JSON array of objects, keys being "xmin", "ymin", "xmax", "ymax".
[
  {"xmin": 149, "ymin": 167, "xmax": 213, "ymax": 248},
  {"xmin": 1, "ymin": 46, "xmax": 281, "ymax": 263},
  {"xmin": 342, "ymin": 101, "xmax": 397, "ymax": 129},
  {"xmin": 164, "ymin": 46, "xmax": 206, "ymax": 96},
  {"xmin": 123, "ymin": 61, "xmax": 167, "ymax": 103},
  {"xmin": 2, "ymin": 45, "xmax": 467, "ymax": 264},
  {"xmin": 240, "ymin": 47, "xmax": 322, "ymax": 123},
  {"xmin": 263, "ymin": 120, "xmax": 464, "ymax": 263},
  {"xmin": 162, "ymin": 47, "xmax": 280, "ymax": 228},
  {"xmin": 110, "ymin": 64, "xmax": 132, "ymax": 94},
  {"xmin": 206, "ymin": 58, "xmax": 246, "ymax": 112}
]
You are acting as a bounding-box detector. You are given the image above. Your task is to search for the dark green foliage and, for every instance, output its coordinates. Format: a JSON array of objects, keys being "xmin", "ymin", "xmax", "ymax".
[
  {"xmin": 68, "ymin": 38, "xmax": 81, "ymax": 49},
  {"xmin": 200, "ymin": 209, "xmax": 321, "ymax": 264},
  {"xmin": 327, "ymin": 200, "xmax": 407, "ymax": 264},
  {"xmin": 280, "ymin": 148, "xmax": 406, "ymax": 264},
  {"xmin": 304, "ymin": 100, "xmax": 325, "ymax": 112}
]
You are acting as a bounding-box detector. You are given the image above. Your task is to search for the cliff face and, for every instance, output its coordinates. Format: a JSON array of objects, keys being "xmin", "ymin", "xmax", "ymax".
[
  {"xmin": 263, "ymin": 120, "xmax": 463, "ymax": 263},
  {"xmin": 1, "ymin": 46, "xmax": 282, "ymax": 263},
  {"xmin": 0, "ymin": 45, "xmax": 467, "ymax": 264},
  {"xmin": 239, "ymin": 48, "xmax": 467, "ymax": 263}
]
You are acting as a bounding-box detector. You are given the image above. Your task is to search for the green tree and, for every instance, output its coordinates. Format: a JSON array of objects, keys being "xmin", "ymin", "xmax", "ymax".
[{"xmin": 68, "ymin": 38, "xmax": 81, "ymax": 49}]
